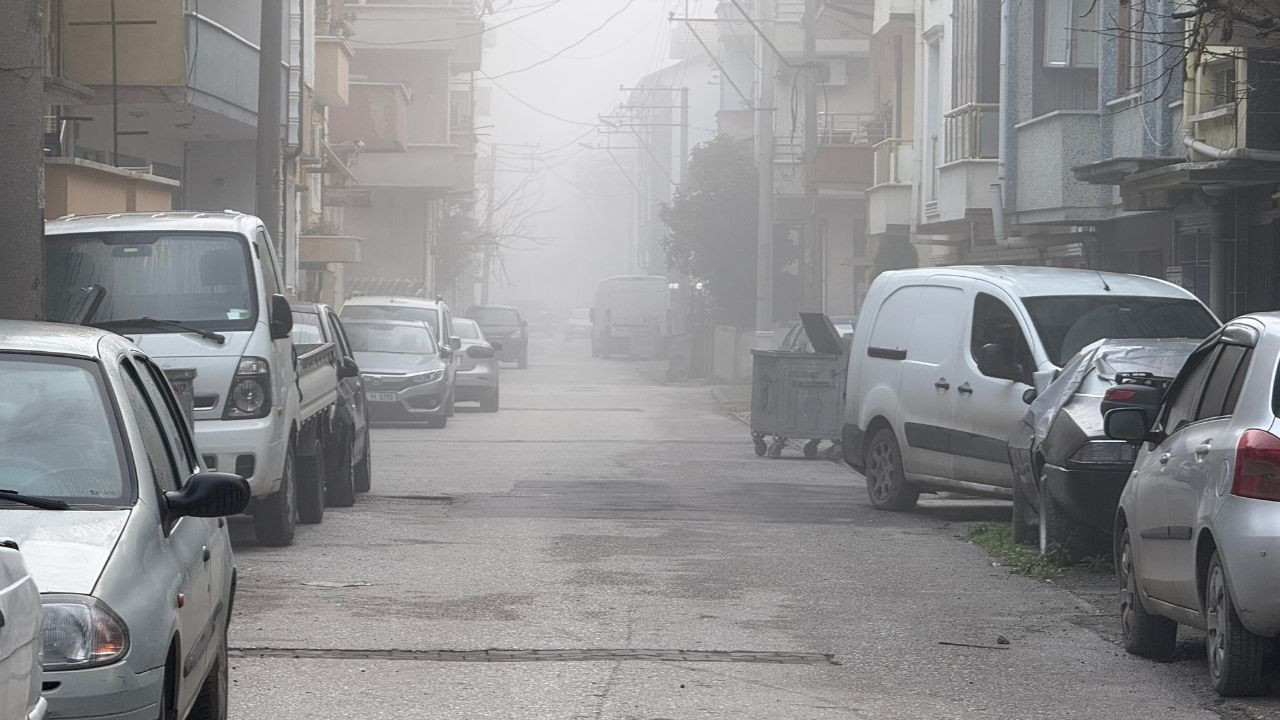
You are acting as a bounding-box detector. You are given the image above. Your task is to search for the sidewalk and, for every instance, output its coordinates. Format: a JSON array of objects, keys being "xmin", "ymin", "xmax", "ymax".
[{"xmin": 710, "ymin": 384, "xmax": 751, "ymax": 425}]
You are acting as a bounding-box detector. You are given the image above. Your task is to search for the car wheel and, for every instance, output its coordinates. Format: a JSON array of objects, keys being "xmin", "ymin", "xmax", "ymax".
[
  {"xmin": 354, "ymin": 433, "xmax": 372, "ymax": 493},
  {"xmin": 1206, "ymin": 551, "xmax": 1270, "ymax": 695},
  {"xmin": 446, "ymin": 390, "xmax": 456, "ymax": 417},
  {"xmin": 188, "ymin": 631, "xmax": 229, "ymax": 720},
  {"xmin": 863, "ymin": 428, "xmax": 919, "ymax": 511},
  {"xmin": 253, "ymin": 444, "xmax": 297, "ymax": 547},
  {"xmin": 1117, "ymin": 528, "xmax": 1176, "ymax": 660},
  {"xmin": 324, "ymin": 432, "xmax": 356, "ymax": 508},
  {"xmin": 481, "ymin": 386, "xmax": 500, "ymax": 413},
  {"xmin": 1011, "ymin": 477, "xmax": 1035, "ymax": 546},
  {"xmin": 296, "ymin": 442, "xmax": 326, "ymax": 524}
]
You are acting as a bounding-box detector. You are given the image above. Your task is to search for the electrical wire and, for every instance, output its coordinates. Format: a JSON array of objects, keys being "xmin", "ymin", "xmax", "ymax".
[
  {"xmin": 348, "ymin": 0, "xmax": 563, "ymax": 47},
  {"xmin": 485, "ymin": 0, "xmax": 640, "ymax": 79},
  {"xmin": 479, "ymin": 72, "xmax": 602, "ymax": 127}
]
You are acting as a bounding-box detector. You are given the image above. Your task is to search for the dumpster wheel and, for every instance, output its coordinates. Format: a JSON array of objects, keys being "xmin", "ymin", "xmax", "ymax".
[
  {"xmin": 803, "ymin": 439, "xmax": 821, "ymax": 459},
  {"xmin": 752, "ymin": 434, "xmax": 768, "ymax": 457},
  {"xmin": 767, "ymin": 437, "xmax": 787, "ymax": 459}
]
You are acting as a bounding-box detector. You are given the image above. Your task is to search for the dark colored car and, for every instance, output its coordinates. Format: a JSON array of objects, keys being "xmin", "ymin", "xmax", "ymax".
[
  {"xmin": 466, "ymin": 305, "xmax": 528, "ymax": 369},
  {"xmin": 1007, "ymin": 338, "xmax": 1199, "ymax": 560},
  {"xmin": 291, "ymin": 303, "xmax": 373, "ymax": 498}
]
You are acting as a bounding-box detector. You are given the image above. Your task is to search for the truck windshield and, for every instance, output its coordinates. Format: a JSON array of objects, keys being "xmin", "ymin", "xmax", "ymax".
[
  {"xmin": 45, "ymin": 232, "xmax": 256, "ymax": 332},
  {"xmin": 1023, "ymin": 296, "xmax": 1219, "ymax": 366},
  {"xmin": 0, "ymin": 355, "xmax": 130, "ymax": 507}
]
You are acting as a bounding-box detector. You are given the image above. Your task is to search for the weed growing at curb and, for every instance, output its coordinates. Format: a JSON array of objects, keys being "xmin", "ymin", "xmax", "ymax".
[{"xmin": 965, "ymin": 522, "xmax": 1070, "ymax": 580}]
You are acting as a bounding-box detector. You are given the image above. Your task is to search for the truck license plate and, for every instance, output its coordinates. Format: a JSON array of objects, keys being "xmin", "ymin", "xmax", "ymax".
[{"xmin": 366, "ymin": 392, "xmax": 397, "ymax": 402}]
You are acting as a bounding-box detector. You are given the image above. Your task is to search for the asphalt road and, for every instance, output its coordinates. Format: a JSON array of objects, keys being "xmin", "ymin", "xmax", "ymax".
[{"xmin": 228, "ymin": 341, "xmax": 1280, "ymax": 719}]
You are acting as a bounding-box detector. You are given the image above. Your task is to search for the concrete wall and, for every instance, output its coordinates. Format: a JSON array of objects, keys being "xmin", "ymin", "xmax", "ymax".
[
  {"xmin": 352, "ymin": 51, "xmax": 451, "ymax": 144},
  {"xmin": 1012, "ymin": 111, "xmax": 1110, "ymax": 221},
  {"xmin": 343, "ymin": 188, "xmax": 437, "ymax": 287},
  {"xmin": 182, "ymin": 140, "xmax": 256, "ymax": 213}
]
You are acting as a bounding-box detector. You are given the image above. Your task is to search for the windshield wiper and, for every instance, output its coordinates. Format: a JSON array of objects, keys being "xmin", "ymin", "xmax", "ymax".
[
  {"xmin": 95, "ymin": 317, "xmax": 226, "ymax": 344},
  {"xmin": 0, "ymin": 490, "xmax": 69, "ymax": 510}
]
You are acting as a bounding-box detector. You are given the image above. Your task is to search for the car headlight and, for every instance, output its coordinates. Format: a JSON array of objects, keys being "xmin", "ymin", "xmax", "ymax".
[
  {"xmin": 407, "ymin": 370, "xmax": 444, "ymax": 385},
  {"xmin": 41, "ymin": 595, "xmax": 129, "ymax": 670},
  {"xmin": 510, "ymin": 329, "xmax": 524, "ymax": 340},
  {"xmin": 1069, "ymin": 440, "xmax": 1136, "ymax": 465},
  {"xmin": 223, "ymin": 356, "xmax": 271, "ymax": 419}
]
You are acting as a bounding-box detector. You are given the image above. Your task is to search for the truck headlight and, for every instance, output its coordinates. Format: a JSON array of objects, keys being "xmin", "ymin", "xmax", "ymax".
[
  {"xmin": 1069, "ymin": 440, "xmax": 1136, "ymax": 465},
  {"xmin": 41, "ymin": 595, "xmax": 129, "ymax": 670},
  {"xmin": 224, "ymin": 356, "xmax": 271, "ymax": 419}
]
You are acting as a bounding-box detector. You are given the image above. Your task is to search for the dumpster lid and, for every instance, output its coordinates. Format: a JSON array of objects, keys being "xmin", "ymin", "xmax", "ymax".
[{"xmin": 800, "ymin": 313, "xmax": 843, "ymax": 355}]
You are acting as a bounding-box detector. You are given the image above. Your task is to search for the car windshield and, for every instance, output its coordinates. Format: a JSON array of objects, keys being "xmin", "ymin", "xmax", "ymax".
[
  {"xmin": 345, "ymin": 323, "xmax": 436, "ymax": 355},
  {"xmin": 45, "ymin": 232, "xmax": 256, "ymax": 331},
  {"xmin": 453, "ymin": 321, "xmax": 481, "ymax": 340},
  {"xmin": 0, "ymin": 355, "xmax": 129, "ymax": 506},
  {"xmin": 469, "ymin": 307, "xmax": 521, "ymax": 326},
  {"xmin": 1023, "ymin": 296, "xmax": 1218, "ymax": 366},
  {"xmin": 291, "ymin": 312, "xmax": 325, "ymax": 345},
  {"xmin": 342, "ymin": 305, "xmax": 439, "ymax": 339}
]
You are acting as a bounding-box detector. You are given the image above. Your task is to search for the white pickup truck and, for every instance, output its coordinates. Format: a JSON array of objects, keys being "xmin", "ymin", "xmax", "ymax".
[{"xmin": 44, "ymin": 211, "xmax": 349, "ymax": 546}]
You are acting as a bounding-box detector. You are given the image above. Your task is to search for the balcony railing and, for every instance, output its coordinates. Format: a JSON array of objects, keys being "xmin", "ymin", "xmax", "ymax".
[
  {"xmin": 873, "ymin": 138, "xmax": 913, "ymax": 186},
  {"xmin": 775, "ymin": 113, "xmax": 889, "ymax": 165},
  {"xmin": 943, "ymin": 103, "xmax": 999, "ymax": 162}
]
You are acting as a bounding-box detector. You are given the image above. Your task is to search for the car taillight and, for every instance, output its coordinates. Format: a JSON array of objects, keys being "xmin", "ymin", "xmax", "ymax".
[
  {"xmin": 1105, "ymin": 387, "xmax": 1138, "ymax": 403},
  {"xmin": 1232, "ymin": 429, "xmax": 1280, "ymax": 501}
]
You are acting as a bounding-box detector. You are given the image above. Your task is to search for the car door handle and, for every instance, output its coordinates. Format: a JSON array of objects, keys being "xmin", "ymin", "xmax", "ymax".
[
  {"xmin": 1195, "ymin": 442, "xmax": 1212, "ymax": 457},
  {"xmin": 202, "ymin": 546, "xmax": 211, "ymax": 562},
  {"xmin": 1159, "ymin": 453, "xmax": 1171, "ymax": 465},
  {"xmin": 934, "ymin": 379, "xmax": 950, "ymax": 391},
  {"xmin": 957, "ymin": 382, "xmax": 974, "ymax": 395}
]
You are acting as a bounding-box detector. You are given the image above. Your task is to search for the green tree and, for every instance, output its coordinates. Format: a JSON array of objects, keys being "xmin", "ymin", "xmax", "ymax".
[
  {"xmin": 871, "ymin": 237, "xmax": 919, "ymax": 281},
  {"xmin": 660, "ymin": 136, "xmax": 758, "ymax": 327}
]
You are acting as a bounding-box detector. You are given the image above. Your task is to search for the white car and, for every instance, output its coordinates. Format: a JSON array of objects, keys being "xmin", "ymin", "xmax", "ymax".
[
  {"xmin": 1105, "ymin": 314, "xmax": 1280, "ymax": 695},
  {"xmin": 842, "ymin": 266, "xmax": 1219, "ymax": 510},
  {"xmin": 0, "ymin": 541, "xmax": 45, "ymax": 720},
  {"xmin": 0, "ymin": 321, "xmax": 249, "ymax": 719}
]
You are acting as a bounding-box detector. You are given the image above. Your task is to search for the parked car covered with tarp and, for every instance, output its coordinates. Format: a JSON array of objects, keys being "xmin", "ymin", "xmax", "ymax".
[{"xmin": 1007, "ymin": 338, "xmax": 1200, "ymax": 560}]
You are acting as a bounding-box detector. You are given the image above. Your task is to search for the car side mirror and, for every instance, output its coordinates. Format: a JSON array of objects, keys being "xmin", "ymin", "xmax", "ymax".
[
  {"xmin": 1022, "ymin": 388, "xmax": 1037, "ymax": 405},
  {"xmin": 439, "ymin": 346, "xmax": 453, "ymax": 360},
  {"xmin": 1104, "ymin": 407, "xmax": 1153, "ymax": 444},
  {"xmin": 467, "ymin": 345, "xmax": 496, "ymax": 359},
  {"xmin": 521, "ymin": 320, "xmax": 528, "ymax": 328},
  {"xmin": 491, "ymin": 340, "xmax": 503, "ymax": 351},
  {"xmin": 449, "ymin": 336, "xmax": 463, "ymax": 351},
  {"xmin": 269, "ymin": 294, "xmax": 293, "ymax": 340},
  {"xmin": 166, "ymin": 472, "xmax": 250, "ymax": 519},
  {"xmin": 977, "ymin": 343, "xmax": 1017, "ymax": 381},
  {"xmin": 338, "ymin": 357, "xmax": 360, "ymax": 379}
]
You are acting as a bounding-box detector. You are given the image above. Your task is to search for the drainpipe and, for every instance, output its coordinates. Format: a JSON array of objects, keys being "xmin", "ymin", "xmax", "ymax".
[
  {"xmin": 994, "ymin": 0, "xmax": 1011, "ymax": 245},
  {"xmin": 1182, "ymin": 132, "xmax": 1280, "ymax": 162}
]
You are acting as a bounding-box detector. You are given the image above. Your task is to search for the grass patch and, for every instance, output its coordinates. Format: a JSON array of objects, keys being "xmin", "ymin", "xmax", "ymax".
[{"xmin": 965, "ymin": 522, "xmax": 1070, "ymax": 580}]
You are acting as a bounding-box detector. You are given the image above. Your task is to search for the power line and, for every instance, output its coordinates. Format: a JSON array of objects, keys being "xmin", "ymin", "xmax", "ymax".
[
  {"xmin": 348, "ymin": 0, "xmax": 562, "ymax": 47},
  {"xmin": 480, "ymin": 72, "xmax": 601, "ymax": 127},
  {"xmin": 485, "ymin": 0, "xmax": 639, "ymax": 79}
]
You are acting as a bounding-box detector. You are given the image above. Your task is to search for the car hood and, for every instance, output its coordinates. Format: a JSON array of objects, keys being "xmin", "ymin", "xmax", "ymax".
[
  {"xmin": 354, "ymin": 352, "xmax": 443, "ymax": 375},
  {"xmin": 0, "ymin": 509, "xmax": 131, "ymax": 594},
  {"xmin": 121, "ymin": 328, "xmax": 255, "ymax": 359}
]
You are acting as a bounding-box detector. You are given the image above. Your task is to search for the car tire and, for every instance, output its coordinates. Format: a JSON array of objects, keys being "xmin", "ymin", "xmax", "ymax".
[
  {"xmin": 188, "ymin": 631, "xmax": 229, "ymax": 720},
  {"xmin": 1011, "ymin": 477, "xmax": 1035, "ymax": 546},
  {"xmin": 1118, "ymin": 527, "xmax": 1177, "ymax": 660},
  {"xmin": 426, "ymin": 414, "xmax": 447, "ymax": 429},
  {"xmin": 296, "ymin": 442, "xmax": 326, "ymax": 525},
  {"xmin": 518, "ymin": 350, "xmax": 528, "ymax": 369},
  {"xmin": 354, "ymin": 433, "xmax": 372, "ymax": 493},
  {"xmin": 253, "ymin": 445, "xmax": 297, "ymax": 547},
  {"xmin": 1206, "ymin": 551, "xmax": 1270, "ymax": 695},
  {"xmin": 446, "ymin": 390, "xmax": 456, "ymax": 417},
  {"xmin": 325, "ymin": 432, "xmax": 356, "ymax": 508},
  {"xmin": 481, "ymin": 386, "xmax": 500, "ymax": 413},
  {"xmin": 863, "ymin": 428, "xmax": 919, "ymax": 511}
]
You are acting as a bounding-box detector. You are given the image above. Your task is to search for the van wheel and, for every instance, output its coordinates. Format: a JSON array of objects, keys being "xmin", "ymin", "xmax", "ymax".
[
  {"xmin": 1011, "ymin": 478, "xmax": 1035, "ymax": 545},
  {"xmin": 325, "ymin": 433, "xmax": 356, "ymax": 508},
  {"xmin": 1206, "ymin": 551, "xmax": 1270, "ymax": 695},
  {"xmin": 296, "ymin": 444, "xmax": 325, "ymax": 524},
  {"xmin": 355, "ymin": 433, "xmax": 372, "ymax": 493},
  {"xmin": 863, "ymin": 428, "xmax": 918, "ymax": 511},
  {"xmin": 1118, "ymin": 528, "xmax": 1176, "ymax": 660},
  {"xmin": 188, "ymin": 631, "xmax": 228, "ymax": 720},
  {"xmin": 253, "ymin": 446, "xmax": 297, "ymax": 547}
]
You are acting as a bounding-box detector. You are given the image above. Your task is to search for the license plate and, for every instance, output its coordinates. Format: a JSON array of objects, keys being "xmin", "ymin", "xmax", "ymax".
[{"xmin": 366, "ymin": 392, "xmax": 397, "ymax": 402}]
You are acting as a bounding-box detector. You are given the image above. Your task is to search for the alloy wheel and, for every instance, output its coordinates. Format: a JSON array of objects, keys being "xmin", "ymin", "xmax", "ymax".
[
  {"xmin": 1119, "ymin": 539, "xmax": 1138, "ymax": 642},
  {"xmin": 868, "ymin": 440, "xmax": 893, "ymax": 502},
  {"xmin": 1207, "ymin": 563, "xmax": 1228, "ymax": 679}
]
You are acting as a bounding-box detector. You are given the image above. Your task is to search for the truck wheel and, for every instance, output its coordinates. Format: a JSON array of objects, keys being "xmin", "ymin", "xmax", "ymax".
[
  {"xmin": 254, "ymin": 446, "xmax": 297, "ymax": 547},
  {"xmin": 325, "ymin": 432, "xmax": 356, "ymax": 508},
  {"xmin": 296, "ymin": 443, "xmax": 326, "ymax": 524},
  {"xmin": 1011, "ymin": 477, "xmax": 1035, "ymax": 546},
  {"xmin": 1206, "ymin": 551, "xmax": 1270, "ymax": 695},
  {"xmin": 354, "ymin": 432, "xmax": 372, "ymax": 493},
  {"xmin": 863, "ymin": 428, "xmax": 919, "ymax": 511},
  {"xmin": 1118, "ymin": 528, "xmax": 1176, "ymax": 660}
]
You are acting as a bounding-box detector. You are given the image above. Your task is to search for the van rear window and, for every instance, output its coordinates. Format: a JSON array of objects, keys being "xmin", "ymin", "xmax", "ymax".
[{"xmin": 1023, "ymin": 296, "xmax": 1218, "ymax": 366}]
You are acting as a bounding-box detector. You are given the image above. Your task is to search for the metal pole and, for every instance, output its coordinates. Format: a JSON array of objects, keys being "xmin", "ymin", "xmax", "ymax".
[
  {"xmin": 0, "ymin": 0, "xmax": 45, "ymax": 320},
  {"xmin": 802, "ymin": 0, "xmax": 819, "ymax": 311},
  {"xmin": 110, "ymin": 0, "xmax": 119, "ymax": 166},
  {"xmin": 256, "ymin": 0, "xmax": 284, "ymax": 241},
  {"xmin": 679, "ymin": 86, "xmax": 690, "ymax": 183},
  {"xmin": 754, "ymin": 0, "xmax": 776, "ymax": 342}
]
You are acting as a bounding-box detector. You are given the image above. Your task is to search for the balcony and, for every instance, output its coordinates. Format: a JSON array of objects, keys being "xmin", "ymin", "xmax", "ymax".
[
  {"xmin": 315, "ymin": 36, "xmax": 353, "ymax": 107},
  {"xmin": 452, "ymin": 149, "xmax": 476, "ymax": 194},
  {"xmin": 943, "ymin": 103, "xmax": 998, "ymax": 162},
  {"xmin": 868, "ymin": 139, "xmax": 913, "ymax": 236},
  {"xmin": 347, "ymin": 1, "xmax": 484, "ymax": 71},
  {"xmin": 44, "ymin": 157, "xmax": 179, "ymax": 219},
  {"xmin": 354, "ymin": 143, "xmax": 456, "ymax": 190},
  {"xmin": 300, "ymin": 235, "xmax": 363, "ymax": 265},
  {"xmin": 1011, "ymin": 111, "xmax": 1110, "ymax": 225},
  {"xmin": 329, "ymin": 83, "xmax": 411, "ymax": 152},
  {"xmin": 873, "ymin": 0, "xmax": 913, "ymax": 35},
  {"xmin": 773, "ymin": 113, "xmax": 880, "ymax": 195}
]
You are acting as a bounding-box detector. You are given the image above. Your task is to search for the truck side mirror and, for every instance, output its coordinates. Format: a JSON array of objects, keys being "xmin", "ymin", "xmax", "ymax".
[{"xmin": 269, "ymin": 294, "xmax": 293, "ymax": 340}]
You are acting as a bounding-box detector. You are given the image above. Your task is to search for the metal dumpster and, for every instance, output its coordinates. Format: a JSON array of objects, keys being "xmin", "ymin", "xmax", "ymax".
[{"xmin": 749, "ymin": 313, "xmax": 847, "ymax": 459}]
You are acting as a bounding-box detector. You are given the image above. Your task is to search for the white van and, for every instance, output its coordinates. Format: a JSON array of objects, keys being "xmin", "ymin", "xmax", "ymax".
[
  {"xmin": 592, "ymin": 275, "xmax": 672, "ymax": 358},
  {"xmin": 842, "ymin": 266, "xmax": 1218, "ymax": 510}
]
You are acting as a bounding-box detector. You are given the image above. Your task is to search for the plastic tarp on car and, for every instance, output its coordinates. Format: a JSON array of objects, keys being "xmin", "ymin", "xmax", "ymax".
[{"xmin": 1026, "ymin": 338, "xmax": 1201, "ymax": 444}]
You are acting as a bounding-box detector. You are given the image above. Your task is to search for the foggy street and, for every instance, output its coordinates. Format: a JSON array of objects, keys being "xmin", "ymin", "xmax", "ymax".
[{"xmin": 223, "ymin": 342, "xmax": 1269, "ymax": 720}]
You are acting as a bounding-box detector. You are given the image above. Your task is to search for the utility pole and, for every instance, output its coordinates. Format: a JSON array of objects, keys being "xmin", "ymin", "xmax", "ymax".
[
  {"xmin": 801, "ymin": 0, "xmax": 820, "ymax": 312},
  {"xmin": 0, "ymin": 0, "xmax": 45, "ymax": 320},
  {"xmin": 679, "ymin": 86, "xmax": 690, "ymax": 183},
  {"xmin": 480, "ymin": 149, "xmax": 497, "ymax": 304},
  {"xmin": 256, "ymin": 0, "xmax": 284, "ymax": 243},
  {"xmin": 754, "ymin": 0, "xmax": 776, "ymax": 343}
]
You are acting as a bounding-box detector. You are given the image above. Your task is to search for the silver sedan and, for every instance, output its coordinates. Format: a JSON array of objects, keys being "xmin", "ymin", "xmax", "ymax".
[{"xmin": 451, "ymin": 318, "xmax": 501, "ymax": 412}]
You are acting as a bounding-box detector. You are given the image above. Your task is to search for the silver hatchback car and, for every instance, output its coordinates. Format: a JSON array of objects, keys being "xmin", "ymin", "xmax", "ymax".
[
  {"xmin": 1105, "ymin": 314, "xmax": 1280, "ymax": 695},
  {"xmin": 0, "ymin": 322, "xmax": 249, "ymax": 719}
]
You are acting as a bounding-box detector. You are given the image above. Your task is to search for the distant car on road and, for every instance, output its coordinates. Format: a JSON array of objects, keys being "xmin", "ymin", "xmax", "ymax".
[
  {"xmin": 466, "ymin": 305, "xmax": 529, "ymax": 369},
  {"xmin": 565, "ymin": 307, "xmax": 592, "ymax": 342},
  {"xmin": 452, "ymin": 318, "xmax": 501, "ymax": 412},
  {"xmin": 0, "ymin": 541, "xmax": 45, "ymax": 720},
  {"xmin": 0, "ymin": 321, "xmax": 249, "ymax": 720},
  {"xmin": 1106, "ymin": 314, "xmax": 1280, "ymax": 695},
  {"xmin": 347, "ymin": 319, "xmax": 455, "ymax": 427},
  {"xmin": 1007, "ymin": 338, "xmax": 1199, "ymax": 560}
]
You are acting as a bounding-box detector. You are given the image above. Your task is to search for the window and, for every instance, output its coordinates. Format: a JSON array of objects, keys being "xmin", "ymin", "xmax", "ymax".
[
  {"xmin": 345, "ymin": 323, "xmax": 437, "ymax": 355},
  {"xmin": 1206, "ymin": 60, "xmax": 1238, "ymax": 109},
  {"xmin": 327, "ymin": 312, "xmax": 355, "ymax": 357},
  {"xmin": 120, "ymin": 361, "xmax": 183, "ymax": 493},
  {"xmin": 257, "ymin": 230, "xmax": 283, "ymax": 298},
  {"xmin": 1044, "ymin": 0, "xmax": 1099, "ymax": 68},
  {"xmin": 343, "ymin": 305, "xmax": 440, "ymax": 341},
  {"xmin": 1164, "ymin": 346, "xmax": 1218, "ymax": 432},
  {"xmin": 970, "ymin": 293, "xmax": 1034, "ymax": 383},
  {"xmin": 1115, "ymin": 0, "xmax": 1142, "ymax": 93},
  {"xmin": 908, "ymin": 286, "xmax": 966, "ymax": 364},
  {"xmin": 1021, "ymin": 295, "xmax": 1219, "ymax": 366},
  {"xmin": 291, "ymin": 312, "xmax": 326, "ymax": 346},
  {"xmin": 136, "ymin": 357, "xmax": 199, "ymax": 473},
  {"xmin": 1197, "ymin": 344, "xmax": 1250, "ymax": 421}
]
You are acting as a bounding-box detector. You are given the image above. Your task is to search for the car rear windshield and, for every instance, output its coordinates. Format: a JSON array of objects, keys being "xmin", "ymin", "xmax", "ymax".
[
  {"xmin": 453, "ymin": 321, "xmax": 481, "ymax": 340},
  {"xmin": 0, "ymin": 355, "xmax": 130, "ymax": 507},
  {"xmin": 342, "ymin": 305, "xmax": 439, "ymax": 340},
  {"xmin": 45, "ymin": 232, "xmax": 256, "ymax": 331},
  {"xmin": 346, "ymin": 324, "xmax": 436, "ymax": 355},
  {"xmin": 469, "ymin": 307, "xmax": 521, "ymax": 326},
  {"xmin": 1023, "ymin": 296, "xmax": 1219, "ymax": 366}
]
